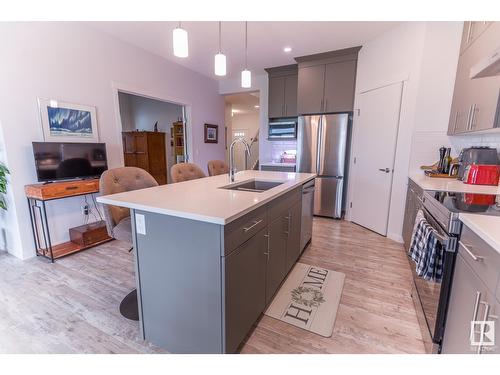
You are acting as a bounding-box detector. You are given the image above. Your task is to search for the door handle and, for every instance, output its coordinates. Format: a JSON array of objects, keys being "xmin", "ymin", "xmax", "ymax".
[{"xmin": 378, "ymin": 168, "xmax": 390, "ymax": 173}]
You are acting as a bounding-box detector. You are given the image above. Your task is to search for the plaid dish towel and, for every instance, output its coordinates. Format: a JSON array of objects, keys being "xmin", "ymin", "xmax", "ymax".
[{"xmin": 409, "ymin": 210, "xmax": 444, "ymax": 282}]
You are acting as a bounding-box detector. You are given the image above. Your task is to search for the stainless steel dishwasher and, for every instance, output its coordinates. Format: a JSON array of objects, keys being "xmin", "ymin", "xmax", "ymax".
[{"xmin": 300, "ymin": 180, "xmax": 315, "ymax": 252}]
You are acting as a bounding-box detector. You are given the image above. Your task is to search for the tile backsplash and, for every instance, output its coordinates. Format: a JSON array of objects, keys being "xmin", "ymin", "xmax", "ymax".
[
  {"xmin": 270, "ymin": 140, "xmax": 297, "ymax": 162},
  {"xmin": 409, "ymin": 130, "xmax": 500, "ymax": 173}
]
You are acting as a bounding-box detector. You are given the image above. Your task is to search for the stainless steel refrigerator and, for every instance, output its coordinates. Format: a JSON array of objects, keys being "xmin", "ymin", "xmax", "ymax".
[{"xmin": 296, "ymin": 114, "xmax": 351, "ymax": 218}]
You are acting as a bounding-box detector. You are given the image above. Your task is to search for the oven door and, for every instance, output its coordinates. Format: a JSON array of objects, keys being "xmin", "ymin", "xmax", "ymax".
[{"xmin": 409, "ymin": 207, "xmax": 457, "ymax": 351}]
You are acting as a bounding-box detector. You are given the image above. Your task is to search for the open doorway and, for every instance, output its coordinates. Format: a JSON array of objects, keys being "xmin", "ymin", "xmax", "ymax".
[
  {"xmin": 224, "ymin": 92, "xmax": 260, "ymax": 172},
  {"xmin": 117, "ymin": 92, "xmax": 187, "ymax": 184}
]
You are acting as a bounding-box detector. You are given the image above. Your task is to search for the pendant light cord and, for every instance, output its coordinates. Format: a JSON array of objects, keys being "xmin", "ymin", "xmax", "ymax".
[
  {"xmin": 218, "ymin": 21, "xmax": 222, "ymax": 53},
  {"xmin": 245, "ymin": 21, "xmax": 248, "ymax": 69}
]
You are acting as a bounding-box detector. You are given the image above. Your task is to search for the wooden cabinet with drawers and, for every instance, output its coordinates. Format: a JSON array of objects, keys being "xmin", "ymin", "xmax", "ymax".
[{"xmin": 122, "ymin": 131, "xmax": 167, "ymax": 185}]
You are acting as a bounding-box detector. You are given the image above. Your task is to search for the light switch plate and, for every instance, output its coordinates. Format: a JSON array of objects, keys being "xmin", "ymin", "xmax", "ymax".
[{"xmin": 135, "ymin": 213, "xmax": 146, "ymax": 235}]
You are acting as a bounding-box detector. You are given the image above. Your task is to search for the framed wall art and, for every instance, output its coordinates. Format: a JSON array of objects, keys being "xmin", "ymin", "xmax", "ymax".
[
  {"xmin": 204, "ymin": 123, "xmax": 218, "ymax": 144},
  {"xmin": 38, "ymin": 98, "xmax": 99, "ymax": 143}
]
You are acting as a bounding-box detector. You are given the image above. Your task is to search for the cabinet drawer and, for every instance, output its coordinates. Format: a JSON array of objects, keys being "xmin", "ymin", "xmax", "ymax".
[
  {"xmin": 408, "ymin": 178, "xmax": 423, "ymax": 198},
  {"xmin": 268, "ymin": 187, "xmax": 301, "ymax": 222},
  {"xmin": 459, "ymin": 225, "xmax": 500, "ymax": 295},
  {"xmin": 224, "ymin": 205, "xmax": 268, "ymax": 255}
]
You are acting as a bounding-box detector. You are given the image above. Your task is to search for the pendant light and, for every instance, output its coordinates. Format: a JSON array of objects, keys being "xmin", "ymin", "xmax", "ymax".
[
  {"xmin": 173, "ymin": 22, "xmax": 188, "ymax": 58},
  {"xmin": 214, "ymin": 22, "xmax": 227, "ymax": 76},
  {"xmin": 241, "ymin": 22, "xmax": 251, "ymax": 88}
]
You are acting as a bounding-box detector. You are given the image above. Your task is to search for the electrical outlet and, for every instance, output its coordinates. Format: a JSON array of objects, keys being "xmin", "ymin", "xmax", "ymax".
[
  {"xmin": 81, "ymin": 204, "xmax": 89, "ymax": 215},
  {"xmin": 135, "ymin": 213, "xmax": 146, "ymax": 235}
]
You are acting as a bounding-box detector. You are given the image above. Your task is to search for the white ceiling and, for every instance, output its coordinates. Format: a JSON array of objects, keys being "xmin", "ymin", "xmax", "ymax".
[
  {"xmin": 88, "ymin": 21, "xmax": 399, "ymax": 80},
  {"xmin": 225, "ymin": 92, "xmax": 260, "ymax": 115}
]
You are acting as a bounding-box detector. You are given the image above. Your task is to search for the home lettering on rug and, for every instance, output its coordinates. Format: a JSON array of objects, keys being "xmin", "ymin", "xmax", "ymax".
[
  {"xmin": 284, "ymin": 266, "xmax": 329, "ymax": 325},
  {"xmin": 303, "ymin": 267, "xmax": 328, "ymax": 289},
  {"xmin": 284, "ymin": 304, "xmax": 312, "ymax": 323}
]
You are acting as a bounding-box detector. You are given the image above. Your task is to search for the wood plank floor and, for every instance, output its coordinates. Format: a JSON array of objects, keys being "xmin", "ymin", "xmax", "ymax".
[{"xmin": 0, "ymin": 218, "xmax": 425, "ymax": 353}]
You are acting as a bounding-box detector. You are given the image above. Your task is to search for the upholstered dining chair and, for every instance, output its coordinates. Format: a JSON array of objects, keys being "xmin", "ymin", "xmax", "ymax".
[
  {"xmin": 170, "ymin": 162, "xmax": 206, "ymax": 183},
  {"xmin": 99, "ymin": 166, "xmax": 158, "ymax": 321},
  {"xmin": 207, "ymin": 160, "xmax": 229, "ymax": 177}
]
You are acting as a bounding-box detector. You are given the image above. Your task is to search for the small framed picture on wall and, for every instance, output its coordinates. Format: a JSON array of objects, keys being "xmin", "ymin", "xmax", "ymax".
[{"xmin": 204, "ymin": 124, "xmax": 218, "ymax": 144}]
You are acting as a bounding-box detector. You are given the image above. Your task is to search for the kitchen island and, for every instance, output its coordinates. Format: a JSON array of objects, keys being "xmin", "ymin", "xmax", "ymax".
[{"xmin": 97, "ymin": 170, "xmax": 316, "ymax": 353}]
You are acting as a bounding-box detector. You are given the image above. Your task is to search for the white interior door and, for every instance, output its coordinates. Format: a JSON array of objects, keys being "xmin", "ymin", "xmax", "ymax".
[{"xmin": 350, "ymin": 82, "xmax": 403, "ymax": 236}]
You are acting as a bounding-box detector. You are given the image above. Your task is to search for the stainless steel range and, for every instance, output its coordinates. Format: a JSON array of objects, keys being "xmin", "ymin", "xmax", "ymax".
[{"xmin": 411, "ymin": 190, "xmax": 500, "ymax": 353}]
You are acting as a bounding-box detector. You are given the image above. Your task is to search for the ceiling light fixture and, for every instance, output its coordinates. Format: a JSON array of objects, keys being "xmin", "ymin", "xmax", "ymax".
[
  {"xmin": 241, "ymin": 22, "xmax": 251, "ymax": 88},
  {"xmin": 283, "ymin": 46, "xmax": 292, "ymax": 53},
  {"xmin": 254, "ymin": 105, "xmax": 260, "ymax": 108},
  {"xmin": 173, "ymin": 22, "xmax": 188, "ymax": 58},
  {"xmin": 214, "ymin": 21, "xmax": 227, "ymax": 76}
]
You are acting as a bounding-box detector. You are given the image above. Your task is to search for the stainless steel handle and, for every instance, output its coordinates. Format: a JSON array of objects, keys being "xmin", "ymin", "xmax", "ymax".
[
  {"xmin": 324, "ymin": 99, "xmax": 328, "ymax": 112},
  {"xmin": 470, "ymin": 104, "xmax": 477, "ymax": 130},
  {"xmin": 243, "ymin": 219, "xmax": 263, "ymax": 233},
  {"xmin": 320, "ymin": 99, "xmax": 324, "ymax": 112},
  {"xmin": 378, "ymin": 168, "xmax": 390, "ymax": 173},
  {"xmin": 476, "ymin": 302, "xmax": 491, "ymax": 354},
  {"xmin": 284, "ymin": 215, "xmax": 291, "ymax": 236},
  {"xmin": 263, "ymin": 233, "xmax": 270, "ymax": 260},
  {"xmin": 472, "ymin": 291, "xmax": 482, "ymax": 322},
  {"xmin": 466, "ymin": 105, "xmax": 473, "ymax": 131},
  {"xmin": 460, "ymin": 241, "xmax": 484, "ymax": 261}
]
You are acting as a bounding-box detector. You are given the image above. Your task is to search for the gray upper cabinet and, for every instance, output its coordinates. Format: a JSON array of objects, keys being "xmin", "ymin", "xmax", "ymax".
[
  {"xmin": 324, "ymin": 60, "xmax": 357, "ymax": 113},
  {"xmin": 297, "ymin": 64, "xmax": 326, "ymax": 114},
  {"xmin": 296, "ymin": 47, "xmax": 361, "ymax": 115},
  {"xmin": 284, "ymin": 74, "xmax": 298, "ymax": 117},
  {"xmin": 268, "ymin": 76, "xmax": 286, "ymax": 118},
  {"xmin": 448, "ymin": 22, "xmax": 500, "ymax": 135},
  {"xmin": 266, "ymin": 65, "xmax": 298, "ymax": 118},
  {"xmin": 460, "ymin": 21, "xmax": 492, "ymax": 55}
]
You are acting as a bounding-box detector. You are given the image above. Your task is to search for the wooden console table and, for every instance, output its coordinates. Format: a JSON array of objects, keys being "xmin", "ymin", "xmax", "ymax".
[{"xmin": 25, "ymin": 179, "xmax": 112, "ymax": 262}]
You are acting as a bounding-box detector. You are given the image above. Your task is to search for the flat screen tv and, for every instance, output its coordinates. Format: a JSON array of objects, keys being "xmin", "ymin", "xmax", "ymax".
[{"xmin": 32, "ymin": 142, "xmax": 108, "ymax": 182}]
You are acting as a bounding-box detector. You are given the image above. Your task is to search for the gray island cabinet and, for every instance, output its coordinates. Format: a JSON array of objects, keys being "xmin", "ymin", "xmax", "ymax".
[{"xmin": 98, "ymin": 171, "xmax": 316, "ymax": 354}]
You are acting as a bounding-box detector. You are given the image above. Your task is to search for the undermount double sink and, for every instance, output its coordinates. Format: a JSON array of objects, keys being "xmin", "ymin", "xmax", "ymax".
[{"xmin": 220, "ymin": 179, "xmax": 285, "ymax": 193}]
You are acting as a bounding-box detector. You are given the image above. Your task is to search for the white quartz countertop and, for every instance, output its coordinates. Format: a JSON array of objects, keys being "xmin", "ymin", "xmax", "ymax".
[
  {"xmin": 410, "ymin": 173, "xmax": 500, "ymax": 194},
  {"xmin": 459, "ymin": 214, "xmax": 500, "ymax": 255},
  {"xmin": 97, "ymin": 170, "xmax": 315, "ymax": 225}
]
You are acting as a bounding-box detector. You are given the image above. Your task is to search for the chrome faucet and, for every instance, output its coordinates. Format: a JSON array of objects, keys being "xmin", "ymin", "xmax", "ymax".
[{"xmin": 229, "ymin": 137, "xmax": 251, "ymax": 182}]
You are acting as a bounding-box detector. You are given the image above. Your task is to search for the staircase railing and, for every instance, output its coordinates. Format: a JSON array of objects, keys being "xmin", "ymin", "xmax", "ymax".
[{"xmin": 245, "ymin": 129, "xmax": 259, "ymax": 170}]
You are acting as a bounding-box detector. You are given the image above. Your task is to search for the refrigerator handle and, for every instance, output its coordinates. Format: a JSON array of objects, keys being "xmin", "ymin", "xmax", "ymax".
[{"xmin": 316, "ymin": 116, "xmax": 322, "ymax": 174}]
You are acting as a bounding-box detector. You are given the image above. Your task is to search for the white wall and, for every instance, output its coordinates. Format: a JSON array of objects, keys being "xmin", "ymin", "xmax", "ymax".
[
  {"xmin": 347, "ymin": 22, "xmax": 427, "ymax": 242},
  {"xmin": 219, "ymin": 74, "xmax": 271, "ymax": 164},
  {"xmin": 408, "ymin": 22, "xmax": 463, "ymax": 172},
  {"xmin": 348, "ymin": 21, "xmax": 500, "ymax": 242},
  {"xmin": 0, "ymin": 22, "xmax": 224, "ymax": 259},
  {"xmin": 230, "ymin": 112, "xmax": 260, "ymax": 170}
]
